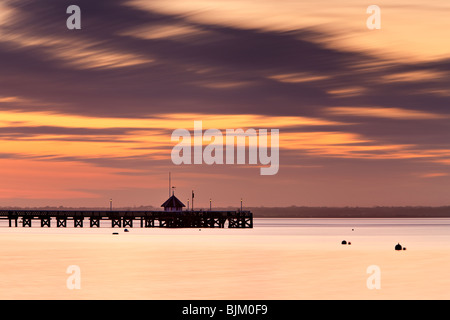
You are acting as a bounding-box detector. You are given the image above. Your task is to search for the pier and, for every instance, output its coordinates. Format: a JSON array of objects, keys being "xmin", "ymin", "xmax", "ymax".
[{"xmin": 0, "ymin": 210, "xmax": 253, "ymax": 229}]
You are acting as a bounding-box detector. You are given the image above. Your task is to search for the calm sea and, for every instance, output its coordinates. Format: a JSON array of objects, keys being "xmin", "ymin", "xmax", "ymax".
[{"xmin": 0, "ymin": 218, "xmax": 449, "ymax": 299}]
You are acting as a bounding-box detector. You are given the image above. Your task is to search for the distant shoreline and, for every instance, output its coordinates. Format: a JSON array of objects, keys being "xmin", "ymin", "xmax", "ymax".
[
  {"xmin": 249, "ymin": 206, "xmax": 450, "ymax": 218},
  {"xmin": 1, "ymin": 206, "xmax": 449, "ymax": 218}
]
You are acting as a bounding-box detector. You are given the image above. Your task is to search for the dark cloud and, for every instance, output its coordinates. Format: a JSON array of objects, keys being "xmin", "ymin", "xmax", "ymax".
[
  {"xmin": 1, "ymin": 0, "xmax": 448, "ymax": 119},
  {"xmin": 0, "ymin": 125, "xmax": 131, "ymax": 137},
  {"xmin": 0, "ymin": 0, "xmax": 381, "ymax": 118}
]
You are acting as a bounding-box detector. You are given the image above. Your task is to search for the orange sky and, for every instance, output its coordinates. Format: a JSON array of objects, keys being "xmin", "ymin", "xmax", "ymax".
[{"xmin": 0, "ymin": 0, "xmax": 449, "ymax": 208}]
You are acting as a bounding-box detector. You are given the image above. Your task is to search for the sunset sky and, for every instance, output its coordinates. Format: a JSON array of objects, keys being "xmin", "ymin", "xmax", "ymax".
[{"xmin": 0, "ymin": 0, "xmax": 449, "ymax": 208}]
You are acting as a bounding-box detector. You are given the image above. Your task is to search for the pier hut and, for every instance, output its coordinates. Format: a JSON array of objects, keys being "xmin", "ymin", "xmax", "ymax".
[{"xmin": 161, "ymin": 192, "xmax": 186, "ymax": 212}]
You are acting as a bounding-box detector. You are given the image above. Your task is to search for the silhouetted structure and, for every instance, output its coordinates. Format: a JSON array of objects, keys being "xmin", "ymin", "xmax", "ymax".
[
  {"xmin": 161, "ymin": 192, "xmax": 185, "ymax": 212},
  {"xmin": 0, "ymin": 209, "xmax": 252, "ymax": 229},
  {"xmin": 395, "ymin": 243, "xmax": 402, "ymax": 251}
]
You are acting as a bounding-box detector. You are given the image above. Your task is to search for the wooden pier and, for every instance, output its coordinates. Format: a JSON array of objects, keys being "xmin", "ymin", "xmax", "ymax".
[{"xmin": 0, "ymin": 210, "xmax": 253, "ymax": 229}]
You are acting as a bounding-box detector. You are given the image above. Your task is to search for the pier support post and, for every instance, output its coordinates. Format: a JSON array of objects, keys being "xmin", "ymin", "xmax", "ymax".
[
  {"xmin": 159, "ymin": 219, "xmax": 168, "ymax": 227},
  {"xmin": 111, "ymin": 217, "xmax": 121, "ymax": 228},
  {"xmin": 144, "ymin": 218, "xmax": 154, "ymax": 228},
  {"xmin": 40, "ymin": 217, "xmax": 51, "ymax": 227},
  {"xmin": 227, "ymin": 212, "xmax": 253, "ymax": 228},
  {"xmin": 57, "ymin": 217, "xmax": 67, "ymax": 228},
  {"xmin": 90, "ymin": 218, "xmax": 100, "ymax": 228},
  {"xmin": 123, "ymin": 218, "xmax": 133, "ymax": 228},
  {"xmin": 8, "ymin": 217, "xmax": 18, "ymax": 227},
  {"xmin": 74, "ymin": 217, "xmax": 84, "ymax": 228},
  {"xmin": 23, "ymin": 217, "xmax": 32, "ymax": 227}
]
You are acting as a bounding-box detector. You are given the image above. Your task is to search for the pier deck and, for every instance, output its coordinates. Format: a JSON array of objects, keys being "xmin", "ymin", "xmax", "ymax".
[{"xmin": 0, "ymin": 210, "xmax": 253, "ymax": 228}]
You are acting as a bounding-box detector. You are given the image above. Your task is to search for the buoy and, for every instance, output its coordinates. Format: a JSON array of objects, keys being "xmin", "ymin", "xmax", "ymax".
[
  {"xmin": 352, "ymin": 229, "xmax": 354, "ymax": 231},
  {"xmin": 348, "ymin": 242, "xmax": 352, "ymax": 245},
  {"xmin": 395, "ymin": 243, "xmax": 402, "ymax": 251},
  {"xmin": 124, "ymin": 229, "xmax": 129, "ymax": 232},
  {"xmin": 403, "ymin": 247, "xmax": 407, "ymax": 250},
  {"xmin": 341, "ymin": 240, "xmax": 347, "ymax": 245}
]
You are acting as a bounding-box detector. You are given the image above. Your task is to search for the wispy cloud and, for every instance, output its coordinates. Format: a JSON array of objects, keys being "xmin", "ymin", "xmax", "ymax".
[
  {"xmin": 0, "ymin": 0, "xmax": 449, "ymax": 206},
  {"xmin": 327, "ymin": 107, "xmax": 448, "ymax": 120},
  {"xmin": 419, "ymin": 172, "xmax": 449, "ymax": 178}
]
